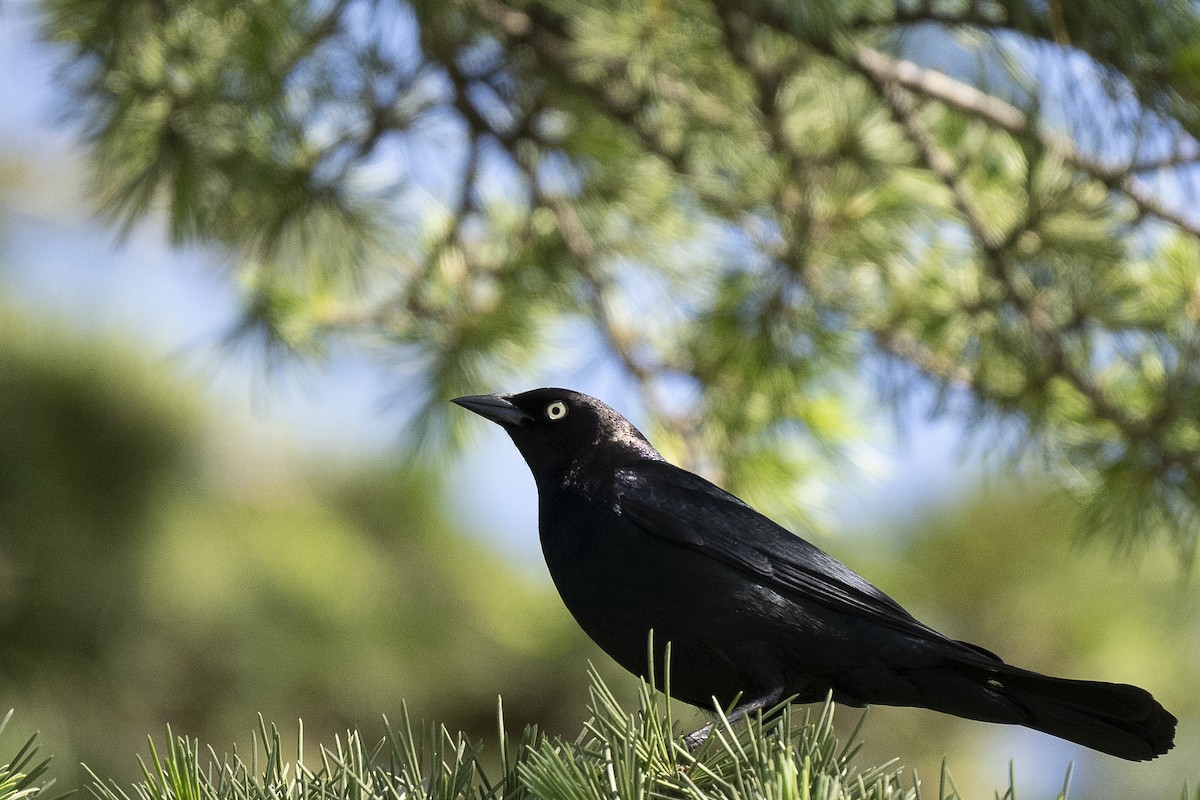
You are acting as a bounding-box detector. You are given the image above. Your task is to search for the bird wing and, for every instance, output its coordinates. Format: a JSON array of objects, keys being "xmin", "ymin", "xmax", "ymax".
[{"xmin": 611, "ymin": 461, "xmax": 962, "ymax": 647}]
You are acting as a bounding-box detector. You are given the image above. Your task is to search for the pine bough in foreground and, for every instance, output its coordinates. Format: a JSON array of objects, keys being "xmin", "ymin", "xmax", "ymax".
[
  {"xmin": 0, "ymin": 712, "xmax": 52, "ymax": 800},
  {"xmin": 4, "ymin": 673, "xmax": 1196, "ymax": 800}
]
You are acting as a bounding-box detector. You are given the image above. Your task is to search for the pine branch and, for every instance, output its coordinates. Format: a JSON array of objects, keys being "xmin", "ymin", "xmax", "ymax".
[
  {"xmin": 73, "ymin": 665, "xmax": 1200, "ymax": 800},
  {"xmin": 462, "ymin": 0, "xmax": 695, "ymax": 174},
  {"xmin": 77, "ymin": 670, "xmax": 942, "ymax": 800},
  {"xmin": 861, "ymin": 57, "xmax": 1005, "ymax": 252},
  {"xmin": 847, "ymin": 47, "xmax": 1200, "ymax": 237},
  {"xmin": 0, "ymin": 712, "xmax": 52, "ymax": 800},
  {"xmin": 510, "ymin": 148, "xmax": 703, "ymax": 465}
]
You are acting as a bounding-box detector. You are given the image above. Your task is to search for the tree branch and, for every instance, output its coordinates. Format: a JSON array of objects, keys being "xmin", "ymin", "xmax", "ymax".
[
  {"xmin": 859, "ymin": 54, "xmax": 1007, "ymax": 256},
  {"xmin": 849, "ymin": 47, "xmax": 1200, "ymax": 237}
]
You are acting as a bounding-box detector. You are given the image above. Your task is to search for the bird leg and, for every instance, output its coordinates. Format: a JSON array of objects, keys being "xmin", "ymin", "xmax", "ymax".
[{"xmin": 683, "ymin": 688, "xmax": 785, "ymax": 749}]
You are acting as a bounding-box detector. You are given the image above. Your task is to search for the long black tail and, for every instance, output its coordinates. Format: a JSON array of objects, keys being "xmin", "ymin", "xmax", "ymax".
[{"xmin": 953, "ymin": 661, "xmax": 1177, "ymax": 761}]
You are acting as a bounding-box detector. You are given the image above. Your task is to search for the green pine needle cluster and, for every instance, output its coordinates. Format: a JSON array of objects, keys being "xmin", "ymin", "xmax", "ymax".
[
  {"xmin": 74, "ymin": 668, "xmax": 955, "ymax": 800},
  {"xmin": 12, "ymin": 664, "xmax": 1200, "ymax": 800},
  {"xmin": 0, "ymin": 671, "xmax": 1080, "ymax": 800},
  {"xmin": 0, "ymin": 712, "xmax": 53, "ymax": 800}
]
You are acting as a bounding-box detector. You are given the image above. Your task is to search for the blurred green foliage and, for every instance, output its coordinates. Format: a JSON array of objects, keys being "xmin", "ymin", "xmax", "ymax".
[{"xmin": 0, "ymin": 310, "xmax": 604, "ymax": 787}]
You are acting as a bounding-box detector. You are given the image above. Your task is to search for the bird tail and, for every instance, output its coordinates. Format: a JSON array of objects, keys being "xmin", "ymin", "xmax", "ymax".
[{"xmin": 955, "ymin": 661, "xmax": 1177, "ymax": 761}]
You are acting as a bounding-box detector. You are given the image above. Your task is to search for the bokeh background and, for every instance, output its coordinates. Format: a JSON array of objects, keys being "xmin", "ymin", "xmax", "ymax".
[{"xmin": 1, "ymin": 1, "xmax": 1198, "ymax": 798}]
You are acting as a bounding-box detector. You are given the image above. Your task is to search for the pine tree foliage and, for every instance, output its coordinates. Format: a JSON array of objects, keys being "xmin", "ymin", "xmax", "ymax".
[
  {"xmin": 41, "ymin": 0, "xmax": 1200, "ymax": 554},
  {"xmin": 5, "ymin": 677, "xmax": 1199, "ymax": 800},
  {"xmin": 75, "ymin": 668, "xmax": 1055, "ymax": 800},
  {"xmin": 0, "ymin": 712, "xmax": 52, "ymax": 800}
]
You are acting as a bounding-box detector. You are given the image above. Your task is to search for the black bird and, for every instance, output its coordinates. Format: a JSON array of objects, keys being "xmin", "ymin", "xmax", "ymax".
[{"xmin": 452, "ymin": 388, "xmax": 1176, "ymax": 760}]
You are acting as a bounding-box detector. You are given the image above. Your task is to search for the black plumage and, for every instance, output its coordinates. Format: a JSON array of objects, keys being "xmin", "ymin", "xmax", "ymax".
[{"xmin": 452, "ymin": 388, "xmax": 1176, "ymax": 761}]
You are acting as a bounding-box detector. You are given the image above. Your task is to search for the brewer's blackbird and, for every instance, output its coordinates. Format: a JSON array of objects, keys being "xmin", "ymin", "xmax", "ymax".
[{"xmin": 452, "ymin": 388, "xmax": 1176, "ymax": 760}]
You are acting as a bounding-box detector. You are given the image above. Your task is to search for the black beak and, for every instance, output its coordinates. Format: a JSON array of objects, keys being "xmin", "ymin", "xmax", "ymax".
[{"xmin": 451, "ymin": 393, "xmax": 532, "ymax": 426}]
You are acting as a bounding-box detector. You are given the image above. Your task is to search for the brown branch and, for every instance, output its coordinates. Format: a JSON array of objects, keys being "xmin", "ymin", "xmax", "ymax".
[
  {"xmin": 850, "ymin": 47, "xmax": 1200, "ymax": 237},
  {"xmin": 536, "ymin": 189, "xmax": 658, "ymax": 388},
  {"xmin": 458, "ymin": 0, "xmax": 694, "ymax": 172},
  {"xmin": 501, "ymin": 139, "xmax": 712, "ymax": 465},
  {"xmin": 860, "ymin": 55, "xmax": 1004, "ymax": 252},
  {"xmin": 853, "ymin": 47, "xmax": 1027, "ymax": 132},
  {"xmin": 507, "ymin": 145, "xmax": 680, "ymax": 415},
  {"xmin": 710, "ymin": 0, "xmax": 819, "ymax": 289}
]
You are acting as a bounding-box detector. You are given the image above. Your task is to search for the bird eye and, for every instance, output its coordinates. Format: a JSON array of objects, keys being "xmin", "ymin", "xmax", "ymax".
[{"xmin": 545, "ymin": 401, "xmax": 568, "ymax": 421}]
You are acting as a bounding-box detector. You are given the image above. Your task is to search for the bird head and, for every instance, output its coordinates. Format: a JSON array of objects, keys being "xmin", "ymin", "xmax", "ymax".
[{"xmin": 452, "ymin": 388, "xmax": 663, "ymax": 490}]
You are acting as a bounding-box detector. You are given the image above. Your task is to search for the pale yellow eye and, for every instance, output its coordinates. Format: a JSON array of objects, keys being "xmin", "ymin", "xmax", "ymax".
[{"xmin": 545, "ymin": 401, "xmax": 568, "ymax": 420}]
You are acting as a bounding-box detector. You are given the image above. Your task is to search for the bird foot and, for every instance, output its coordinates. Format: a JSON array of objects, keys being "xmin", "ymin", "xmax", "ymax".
[{"xmin": 682, "ymin": 722, "xmax": 713, "ymax": 750}]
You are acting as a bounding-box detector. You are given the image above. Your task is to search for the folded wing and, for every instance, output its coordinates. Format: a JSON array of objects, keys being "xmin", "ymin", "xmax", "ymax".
[{"xmin": 612, "ymin": 461, "xmax": 997, "ymax": 659}]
